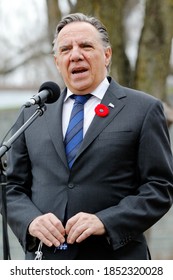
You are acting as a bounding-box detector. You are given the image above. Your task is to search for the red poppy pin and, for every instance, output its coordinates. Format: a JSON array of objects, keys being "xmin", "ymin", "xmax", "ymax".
[{"xmin": 95, "ymin": 104, "xmax": 109, "ymax": 117}]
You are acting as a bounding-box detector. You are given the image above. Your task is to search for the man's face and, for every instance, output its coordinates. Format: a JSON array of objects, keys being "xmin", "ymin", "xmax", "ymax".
[{"xmin": 54, "ymin": 22, "xmax": 112, "ymax": 94}]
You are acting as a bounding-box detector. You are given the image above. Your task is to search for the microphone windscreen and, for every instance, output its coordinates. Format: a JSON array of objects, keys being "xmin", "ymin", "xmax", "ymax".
[{"xmin": 38, "ymin": 81, "xmax": 61, "ymax": 104}]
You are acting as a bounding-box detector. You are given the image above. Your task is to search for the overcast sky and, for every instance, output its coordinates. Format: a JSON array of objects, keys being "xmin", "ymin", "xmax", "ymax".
[{"xmin": 0, "ymin": 0, "xmax": 47, "ymax": 48}]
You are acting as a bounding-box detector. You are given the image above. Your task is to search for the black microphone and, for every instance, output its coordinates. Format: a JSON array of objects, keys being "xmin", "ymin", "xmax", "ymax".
[{"xmin": 25, "ymin": 81, "xmax": 60, "ymax": 107}]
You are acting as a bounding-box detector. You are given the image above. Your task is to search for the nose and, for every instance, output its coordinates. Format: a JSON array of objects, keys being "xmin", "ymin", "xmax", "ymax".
[{"xmin": 70, "ymin": 47, "xmax": 83, "ymax": 62}]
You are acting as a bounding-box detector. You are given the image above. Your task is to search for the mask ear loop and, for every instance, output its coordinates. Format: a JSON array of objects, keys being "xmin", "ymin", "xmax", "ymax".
[
  {"xmin": 34, "ymin": 239, "xmax": 68, "ymax": 259},
  {"xmin": 35, "ymin": 241, "xmax": 43, "ymax": 260}
]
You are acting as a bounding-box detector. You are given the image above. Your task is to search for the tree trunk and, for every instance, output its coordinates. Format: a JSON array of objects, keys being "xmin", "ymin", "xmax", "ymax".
[
  {"xmin": 74, "ymin": 0, "xmax": 131, "ymax": 86},
  {"xmin": 46, "ymin": 0, "xmax": 62, "ymax": 45},
  {"xmin": 134, "ymin": 0, "xmax": 173, "ymax": 100}
]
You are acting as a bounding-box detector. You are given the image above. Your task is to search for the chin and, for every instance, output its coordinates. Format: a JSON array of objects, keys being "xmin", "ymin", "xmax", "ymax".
[{"xmin": 71, "ymin": 82, "xmax": 92, "ymax": 93}]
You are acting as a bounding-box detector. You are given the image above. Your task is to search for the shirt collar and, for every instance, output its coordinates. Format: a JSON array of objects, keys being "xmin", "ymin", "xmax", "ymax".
[{"xmin": 64, "ymin": 77, "xmax": 110, "ymax": 102}]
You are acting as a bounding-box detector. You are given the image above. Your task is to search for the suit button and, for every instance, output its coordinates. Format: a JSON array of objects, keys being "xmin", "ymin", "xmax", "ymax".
[{"xmin": 68, "ymin": 183, "xmax": 74, "ymax": 189}]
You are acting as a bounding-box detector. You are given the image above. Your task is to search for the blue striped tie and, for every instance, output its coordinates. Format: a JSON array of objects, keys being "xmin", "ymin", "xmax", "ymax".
[{"xmin": 64, "ymin": 94, "xmax": 91, "ymax": 168}]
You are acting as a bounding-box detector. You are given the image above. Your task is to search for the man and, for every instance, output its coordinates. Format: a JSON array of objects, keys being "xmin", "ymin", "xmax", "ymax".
[{"xmin": 5, "ymin": 13, "xmax": 173, "ymax": 259}]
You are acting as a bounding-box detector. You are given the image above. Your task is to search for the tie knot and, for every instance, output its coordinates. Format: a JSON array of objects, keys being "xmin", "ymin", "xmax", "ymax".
[{"xmin": 71, "ymin": 94, "xmax": 91, "ymax": 105}]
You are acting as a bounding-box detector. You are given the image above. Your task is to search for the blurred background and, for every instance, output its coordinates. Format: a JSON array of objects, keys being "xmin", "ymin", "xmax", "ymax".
[{"xmin": 0, "ymin": 0, "xmax": 173, "ymax": 259}]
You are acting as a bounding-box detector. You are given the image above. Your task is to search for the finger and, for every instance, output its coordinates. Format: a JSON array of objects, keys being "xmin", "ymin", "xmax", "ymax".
[
  {"xmin": 66, "ymin": 213, "xmax": 106, "ymax": 244},
  {"xmin": 65, "ymin": 213, "xmax": 80, "ymax": 235},
  {"xmin": 29, "ymin": 214, "xmax": 65, "ymax": 246},
  {"xmin": 67, "ymin": 224, "xmax": 92, "ymax": 244},
  {"xmin": 66, "ymin": 212, "xmax": 91, "ymax": 240},
  {"xmin": 48, "ymin": 213, "xmax": 66, "ymax": 236},
  {"xmin": 35, "ymin": 226, "xmax": 53, "ymax": 247},
  {"xmin": 30, "ymin": 221, "xmax": 64, "ymax": 247},
  {"xmin": 43, "ymin": 220, "xmax": 65, "ymax": 246},
  {"xmin": 76, "ymin": 228, "xmax": 92, "ymax": 243}
]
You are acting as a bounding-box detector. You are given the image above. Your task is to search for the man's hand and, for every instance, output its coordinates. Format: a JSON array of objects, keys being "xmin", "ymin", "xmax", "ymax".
[
  {"xmin": 28, "ymin": 213, "xmax": 65, "ymax": 247},
  {"xmin": 65, "ymin": 212, "xmax": 106, "ymax": 244}
]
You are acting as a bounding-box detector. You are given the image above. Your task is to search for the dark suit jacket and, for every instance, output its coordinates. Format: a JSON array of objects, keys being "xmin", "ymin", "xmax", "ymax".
[{"xmin": 5, "ymin": 77, "xmax": 173, "ymax": 259}]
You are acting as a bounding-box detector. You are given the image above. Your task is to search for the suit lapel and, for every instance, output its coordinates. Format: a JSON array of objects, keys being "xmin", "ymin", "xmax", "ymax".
[
  {"xmin": 44, "ymin": 91, "xmax": 68, "ymax": 168},
  {"xmin": 77, "ymin": 79, "xmax": 126, "ymax": 158},
  {"xmin": 43, "ymin": 79, "xmax": 126, "ymax": 169}
]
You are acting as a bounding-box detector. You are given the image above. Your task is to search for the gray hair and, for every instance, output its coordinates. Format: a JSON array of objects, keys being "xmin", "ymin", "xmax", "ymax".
[
  {"xmin": 53, "ymin": 13, "xmax": 111, "ymax": 51},
  {"xmin": 52, "ymin": 13, "xmax": 111, "ymax": 71}
]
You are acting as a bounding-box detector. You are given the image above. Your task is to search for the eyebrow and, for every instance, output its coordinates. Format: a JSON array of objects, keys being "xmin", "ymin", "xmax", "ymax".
[
  {"xmin": 80, "ymin": 41, "xmax": 94, "ymax": 46},
  {"xmin": 59, "ymin": 40, "xmax": 94, "ymax": 49},
  {"xmin": 59, "ymin": 44, "xmax": 71, "ymax": 50}
]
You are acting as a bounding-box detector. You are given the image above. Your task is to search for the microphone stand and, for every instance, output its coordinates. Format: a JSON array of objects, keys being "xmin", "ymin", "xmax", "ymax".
[
  {"xmin": 0, "ymin": 104, "xmax": 46, "ymax": 259},
  {"xmin": 0, "ymin": 158, "xmax": 11, "ymax": 260}
]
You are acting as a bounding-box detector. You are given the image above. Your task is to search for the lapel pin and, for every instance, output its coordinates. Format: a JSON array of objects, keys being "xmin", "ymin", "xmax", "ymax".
[
  {"xmin": 108, "ymin": 103, "xmax": 114, "ymax": 108},
  {"xmin": 95, "ymin": 104, "xmax": 109, "ymax": 117}
]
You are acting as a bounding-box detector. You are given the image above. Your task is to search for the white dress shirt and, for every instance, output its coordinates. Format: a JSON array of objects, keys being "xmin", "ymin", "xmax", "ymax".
[{"xmin": 62, "ymin": 77, "xmax": 110, "ymax": 138}]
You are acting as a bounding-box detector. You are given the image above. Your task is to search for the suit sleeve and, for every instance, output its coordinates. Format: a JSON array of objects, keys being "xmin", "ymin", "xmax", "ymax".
[
  {"xmin": 96, "ymin": 100, "xmax": 173, "ymax": 250},
  {"xmin": 5, "ymin": 108, "xmax": 43, "ymax": 252}
]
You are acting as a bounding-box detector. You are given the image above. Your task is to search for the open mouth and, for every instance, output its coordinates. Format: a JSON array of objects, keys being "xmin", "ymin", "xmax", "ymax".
[{"xmin": 72, "ymin": 67, "xmax": 88, "ymax": 74}]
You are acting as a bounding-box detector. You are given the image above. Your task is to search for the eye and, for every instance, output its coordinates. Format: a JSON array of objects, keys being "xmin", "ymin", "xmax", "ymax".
[
  {"xmin": 60, "ymin": 46, "xmax": 71, "ymax": 53},
  {"xmin": 81, "ymin": 43, "xmax": 93, "ymax": 50}
]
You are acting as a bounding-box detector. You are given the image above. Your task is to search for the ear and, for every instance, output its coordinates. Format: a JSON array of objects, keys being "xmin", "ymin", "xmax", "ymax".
[
  {"xmin": 54, "ymin": 55, "xmax": 60, "ymax": 72},
  {"xmin": 104, "ymin": 47, "xmax": 112, "ymax": 68}
]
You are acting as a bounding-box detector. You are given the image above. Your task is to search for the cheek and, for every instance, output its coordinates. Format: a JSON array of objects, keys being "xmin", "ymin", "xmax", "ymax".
[
  {"xmin": 54, "ymin": 57, "xmax": 61, "ymax": 72},
  {"xmin": 92, "ymin": 55, "xmax": 106, "ymax": 72},
  {"xmin": 57, "ymin": 61, "xmax": 68, "ymax": 75},
  {"xmin": 55, "ymin": 63, "xmax": 60, "ymax": 72},
  {"xmin": 94, "ymin": 53, "xmax": 106, "ymax": 67},
  {"xmin": 55, "ymin": 55, "xmax": 68, "ymax": 72},
  {"xmin": 86, "ymin": 55, "xmax": 99, "ymax": 71}
]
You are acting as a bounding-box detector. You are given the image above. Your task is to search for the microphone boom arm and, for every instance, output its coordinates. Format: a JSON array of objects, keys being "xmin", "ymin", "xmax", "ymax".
[
  {"xmin": 0, "ymin": 104, "xmax": 46, "ymax": 158},
  {"xmin": 0, "ymin": 104, "xmax": 46, "ymax": 260}
]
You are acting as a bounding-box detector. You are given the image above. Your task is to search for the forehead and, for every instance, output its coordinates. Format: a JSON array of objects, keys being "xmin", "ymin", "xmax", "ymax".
[{"xmin": 57, "ymin": 21, "xmax": 101, "ymax": 44}]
